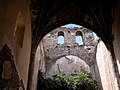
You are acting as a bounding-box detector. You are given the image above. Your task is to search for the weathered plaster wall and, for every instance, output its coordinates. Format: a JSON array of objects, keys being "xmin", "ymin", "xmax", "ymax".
[
  {"xmin": 96, "ymin": 40, "xmax": 119, "ymax": 90},
  {"xmin": 16, "ymin": 11, "xmax": 31, "ymax": 89},
  {"xmin": 0, "ymin": 0, "xmax": 31, "ymax": 89}
]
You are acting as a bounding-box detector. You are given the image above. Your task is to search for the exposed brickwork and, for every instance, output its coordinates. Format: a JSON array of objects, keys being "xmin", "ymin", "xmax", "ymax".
[
  {"xmin": 43, "ymin": 27, "xmax": 95, "ymax": 70},
  {"xmin": 40, "ymin": 27, "xmax": 102, "ymax": 89},
  {"xmin": 43, "ymin": 27, "xmax": 95, "ymax": 52},
  {"xmin": 45, "ymin": 44, "xmax": 95, "ymax": 71},
  {"xmin": 0, "ymin": 45, "xmax": 25, "ymax": 90}
]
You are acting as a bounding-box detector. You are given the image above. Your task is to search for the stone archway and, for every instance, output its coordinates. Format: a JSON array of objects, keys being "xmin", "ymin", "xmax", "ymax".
[
  {"xmin": 46, "ymin": 55, "xmax": 91, "ymax": 78},
  {"xmin": 27, "ymin": 1, "xmax": 119, "ymax": 89}
]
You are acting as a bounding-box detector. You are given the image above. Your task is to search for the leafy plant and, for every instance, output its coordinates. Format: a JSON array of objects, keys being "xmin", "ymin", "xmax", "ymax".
[{"xmin": 37, "ymin": 70, "xmax": 98, "ymax": 90}]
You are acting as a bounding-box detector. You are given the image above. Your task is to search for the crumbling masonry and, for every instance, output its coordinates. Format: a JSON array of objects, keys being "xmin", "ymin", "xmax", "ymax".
[{"xmin": 39, "ymin": 27, "xmax": 102, "ymax": 89}]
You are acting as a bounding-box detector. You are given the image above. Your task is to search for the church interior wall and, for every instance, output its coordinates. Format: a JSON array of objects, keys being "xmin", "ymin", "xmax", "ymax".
[{"xmin": 0, "ymin": 0, "xmax": 31, "ymax": 89}]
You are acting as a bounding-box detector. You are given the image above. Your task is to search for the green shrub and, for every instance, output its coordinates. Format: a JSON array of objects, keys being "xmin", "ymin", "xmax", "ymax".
[{"xmin": 37, "ymin": 71, "xmax": 98, "ymax": 90}]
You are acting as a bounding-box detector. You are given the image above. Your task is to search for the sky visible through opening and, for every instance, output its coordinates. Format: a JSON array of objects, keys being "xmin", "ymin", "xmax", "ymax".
[
  {"xmin": 58, "ymin": 36, "xmax": 64, "ymax": 44},
  {"xmin": 76, "ymin": 36, "xmax": 83, "ymax": 45},
  {"xmin": 58, "ymin": 24, "xmax": 98, "ymax": 44}
]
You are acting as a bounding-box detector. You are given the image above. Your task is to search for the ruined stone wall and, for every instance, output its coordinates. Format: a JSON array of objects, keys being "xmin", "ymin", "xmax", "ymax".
[
  {"xmin": 45, "ymin": 44, "xmax": 95, "ymax": 72},
  {"xmin": 43, "ymin": 27, "xmax": 95, "ymax": 52},
  {"xmin": 96, "ymin": 40, "xmax": 119, "ymax": 90},
  {"xmin": 0, "ymin": 0, "xmax": 31, "ymax": 89},
  {"xmin": 43, "ymin": 27, "xmax": 96, "ymax": 73},
  {"xmin": 41, "ymin": 27, "xmax": 104, "ymax": 89},
  {"xmin": 46, "ymin": 55, "xmax": 91, "ymax": 78},
  {"xmin": 41, "ymin": 27, "xmax": 103, "ymax": 89},
  {"xmin": 0, "ymin": 45, "xmax": 25, "ymax": 90}
]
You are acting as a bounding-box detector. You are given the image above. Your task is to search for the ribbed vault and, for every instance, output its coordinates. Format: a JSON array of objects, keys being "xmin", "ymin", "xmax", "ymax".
[{"xmin": 29, "ymin": 0, "xmax": 116, "ymax": 50}]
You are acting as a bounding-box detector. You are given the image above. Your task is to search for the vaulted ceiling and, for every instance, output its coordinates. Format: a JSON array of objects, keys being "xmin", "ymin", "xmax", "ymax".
[{"xmin": 29, "ymin": 0, "xmax": 117, "ymax": 49}]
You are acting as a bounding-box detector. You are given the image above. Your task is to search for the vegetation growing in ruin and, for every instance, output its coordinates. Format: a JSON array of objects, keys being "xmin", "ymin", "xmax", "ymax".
[{"xmin": 37, "ymin": 71, "xmax": 98, "ymax": 90}]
